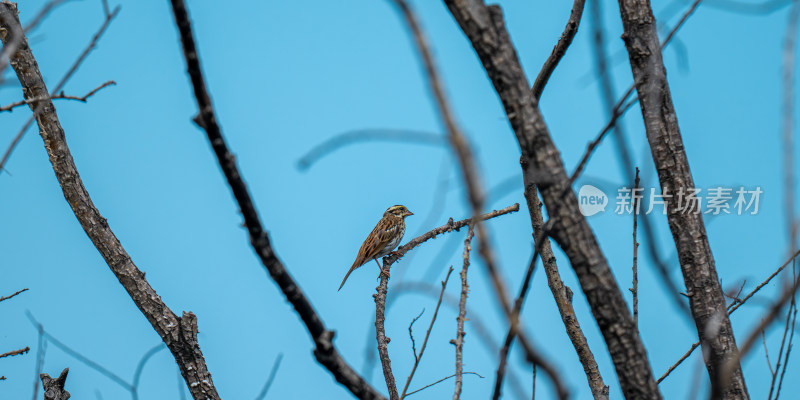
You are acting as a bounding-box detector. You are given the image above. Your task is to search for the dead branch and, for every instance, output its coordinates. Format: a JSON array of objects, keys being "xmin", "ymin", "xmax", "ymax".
[
  {"xmin": 374, "ymin": 205, "xmax": 518, "ymax": 400},
  {"xmin": 40, "ymin": 368, "xmax": 69, "ymax": 400},
  {"xmin": 530, "ymin": 0, "xmax": 585, "ymax": 101},
  {"xmin": 783, "ymin": 0, "xmax": 799, "ymax": 254},
  {"xmin": 388, "ymin": 3, "xmax": 567, "ymax": 397},
  {"xmin": 390, "ymin": 281, "xmax": 530, "ymax": 399},
  {"xmin": 22, "ymin": 0, "xmax": 68, "ymax": 33},
  {"xmin": 256, "ymin": 353, "xmax": 283, "ymax": 400},
  {"xmin": 0, "ymin": 4, "xmax": 220, "ymax": 399},
  {"xmin": 590, "ymin": 0, "xmax": 691, "ymax": 315},
  {"xmin": 443, "ymin": 1, "xmax": 660, "ymax": 397},
  {"xmin": 0, "ymin": 80, "xmax": 115, "ymax": 112},
  {"xmin": 0, "ymin": 288, "xmax": 28, "ymax": 303},
  {"xmin": 632, "ymin": 168, "xmax": 641, "ymax": 327},
  {"xmin": 720, "ymin": 261, "xmax": 800, "ymax": 395},
  {"xmin": 658, "ymin": 250, "xmax": 800, "ymax": 383},
  {"xmin": 400, "ymin": 267, "xmax": 453, "ymax": 398},
  {"xmin": 0, "ymin": 347, "xmax": 29, "ymax": 359},
  {"xmin": 452, "ymin": 225, "xmax": 473, "ymax": 400},
  {"xmin": 166, "ymin": 1, "xmax": 385, "ymax": 399},
  {"xmin": 297, "ymin": 129, "xmax": 446, "ymax": 170},
  {"xmin": 375, "ymin": 261, "xmax": 399, "ymax": 400},
  {"xmin": 617, "ymin": 0, "xmax": 748, "ymax": 397},
  {"xmin": 0, "ymin": 2, "xmax": 119, "ymax": 174},
  {"xmin": 495, "ymin": 185, "xmax": 607, "ymax": 400},
  {"xmin": 405, "ymin": 372, "xmax": 484, "ymax": 398}
]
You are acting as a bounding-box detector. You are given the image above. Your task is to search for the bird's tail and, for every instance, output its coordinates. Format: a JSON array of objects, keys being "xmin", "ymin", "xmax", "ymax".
[{"xmin": 338, "ymin": 262, "xmax": 360, "ymax": 291}]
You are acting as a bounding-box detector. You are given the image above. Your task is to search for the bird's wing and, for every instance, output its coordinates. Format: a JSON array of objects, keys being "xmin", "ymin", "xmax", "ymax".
[{"xmin": 360, "ymin": 219, "xmax": 399, "ymax": 261}]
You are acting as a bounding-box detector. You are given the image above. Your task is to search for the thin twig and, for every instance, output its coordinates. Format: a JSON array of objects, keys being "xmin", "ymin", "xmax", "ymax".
[
  {"xmin": 0, "ymin": 4, "xmax": 120, "ymax": 174},
  {"xmin": 374, "ymin": 205, "xmax": 517, "ymax": 400},
  {"xmin": 631, "ymin": 167, "xmax": 641, "ymax": 327},
  {"xmin": 773, "ymin": 305, "xmax": 796, "ymax": 399},
  {"xmin": 297, "ymin": 129, "xmax": 446, "ymax": 170},
  {"xmin": 0, "ymin": 80, "xmax": 115, "ymax": 112},
  {"xmin": 400, "ymin": 267, "xmax": 453, "ymax": 399},
  {"xmin": 763, "ymin": 330, "xmax": 774, "ymax": 377},
  {"xmin": 589, "ymin": 0, "xmax": 688, "ymax": 316},
  {"xmin": 783, "ymin": 0, "xmax": 799, "ymax": 256},
  {"xmin": 167, "ymin": 1, "xmax": 384, "ymax": 398},
  {"xmin": 30, "ymin": 316, "xmax": 45, "ymax": 400},
  {"xmin": 407, "ymin": 309, "xmax": 425, "ymax": 360},
  {"xmin": 388, "ymin": 2, "xmax": 566, "ymax": 397},
  {"xmin": 530, "ymin": 0, "xmax": 586, "ymax": 101},
  {"xmin": 0, "ymin": 347, "xmax": 29, "ymax": 359},
  {"xmin": 571, "ymin": 0, "xmax": 704, "ymax": 192},
  {"xmin": 2, "ymin": 4, "xmax": 220, "ymax": 397},
  {"xmin": 719, "ymin": 258, "xmax": 800, "ymax": 393},
  {"xmin": 132, "ymin": 343, "xmax": 165, "ymax": 400},
  {"xmin": 0, "ymin": 288, "xmax": 28, "ymax": 303},
  {"xmin": 390, "ymin": 281, "xmax": 530, "ymax": 399},
  {"xmin": 22, "ymin": 0, "xmax": 69, "ymax": 33},
  {"xmin": 768, "ymin": 296, "xmax": 793, "ymax": 399},
  {"xmin": 405, "ymin": 372, "xmax": 484, "ymax": 398},
  {"xmin": 255, "ymin": 353, "xmax": 283, "ymax": 400},
  {"xmin": 773, "ymin": 258, "xmax": 797, "ymax": 400},
  {"xmin": 452, "ymin": 225, "xmax": 473, "ymax": 400},
  {"xmin": 658, "ymin": 249, "xmax": 800, "ymax": 383}
]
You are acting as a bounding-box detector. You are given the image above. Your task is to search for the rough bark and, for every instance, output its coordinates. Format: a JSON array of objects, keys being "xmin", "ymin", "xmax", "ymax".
[
  {"xmin": 615, "ymin": 1, "xmax": 748, "ymax": 398},
  {"xmin": 166, "ymin": 1, "xmax": 386, "ymax": 399},
  {"xmin": 0, "ymin": 3, "xmax": 220, "ymax": 399},
  {"xmin": 41, "ymin": 368, "xmax": 70, "ymax": 400},
  {"xmin": 443, "ymin": 1, "xmax": 661, "ymax": 398}
]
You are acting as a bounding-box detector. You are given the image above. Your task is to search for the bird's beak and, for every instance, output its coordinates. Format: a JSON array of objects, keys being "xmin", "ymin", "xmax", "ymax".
[{"xmin": 405, "ymin": 210, "xmax": 414, "ymax": 216}]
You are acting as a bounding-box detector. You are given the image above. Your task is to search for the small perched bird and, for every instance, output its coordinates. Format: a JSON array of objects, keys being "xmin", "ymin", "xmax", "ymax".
[{"xmin": 338, "ymin": 205, "xmax": 414, "ymax": 291}]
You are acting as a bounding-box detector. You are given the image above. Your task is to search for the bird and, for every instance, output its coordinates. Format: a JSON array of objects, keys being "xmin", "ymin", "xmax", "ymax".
[{"xmin": 338, "ymin": 205, "xmax": 414, "ymax": 291}]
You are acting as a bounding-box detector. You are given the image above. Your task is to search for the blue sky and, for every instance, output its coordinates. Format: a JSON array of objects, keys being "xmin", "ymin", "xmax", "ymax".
[{"xmin": 1, "ymin": 0, "xmax": 798, "ymax": 399}]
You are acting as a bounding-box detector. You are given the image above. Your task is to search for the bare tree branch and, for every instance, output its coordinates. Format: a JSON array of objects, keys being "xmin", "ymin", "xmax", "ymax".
[
  {"xmin": 616, "ymin": 0, "xmax": 748, "ymax": 397},
  {"xmin": 0, "ymin": 347, "xmax": 29, "ymax": 359},
  {"xmin": 658, "ymin": 250, "xmax": 800, "ymax": 384},
  {"xmin": 22, "ymin": 0, "xmax": 68, "ymax": 33},
  {"xmin": 721, "ymin": 260, "xmax": 800, "ymax": 395},
  {"xmin": 374, "ymin": 204, "xmax": 518, "ymax": 400},
  {"xmin": 0, "ymin": 288, "xmax": 28, "ymax": 303},
  {"xmin": 388, "ymin": 2, "xmax": 568, "ymax": 397},
  {"xmin": 400, "ymin": 267, "xmax": 453, "ymax": 399},
  {"xmin": 588, "ymin": 0, "xmax": 689, "ymax": 316},
  {"xmin": 782, "ymin": 0, "xmax": 799, "ymax": 255},
  {"xmin": 390, "ymin": 281, "xmax": 530, "ymax": 399},
  {"xmin": 442, "ymin": 1, "xmax": 660, "ymax": 397},
  {"xmin": 0, "ymin": 80, "xmax": 115, "ymax": 112},
  {"xmin": 165, "ymin": 1, "xmax": 385, "ymax": 398},
  {"xmin": 297, "ymin": 129, "xmax": 446, "ymax": 170},
  {"xmin": 255, "ymin": 353, "xmax": 283, "ymax": 400},
  {"xmin": 0, "ymin": 4, "xmax": 220, "ymax": 399},
  {"xmin": 452, "ymin": 225, "xmax": 473, "ymax": 400},
  {"xmin": 530, "ymin": 0, "xmax": 585, "ymax": 101},
  {"xmin": 0, "ymin": 3, "xmax": 119, "ymax": 175},
  {"xmin": 495, "ymin": 184, "xmax": 608, "ymax": 400},
  {"xmin": 406, "ymin": 372, "xmax": 484, "ymax": 398},
  {"xmin": 632, "ymin": 168, "xmax": 641, "ymax": 327},
  {"xmin": 40, "ymin": 368, "xmax": 70, "ymax": 400},
  {"xmin": 132, "ymin": 343, "xmax": 165, "ymax": 400}
]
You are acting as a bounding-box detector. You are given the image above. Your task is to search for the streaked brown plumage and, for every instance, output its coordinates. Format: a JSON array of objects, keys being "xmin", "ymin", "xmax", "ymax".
[{"xmin": 338, "ymin": 205, "xmax": 414, "ymax": 291}]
